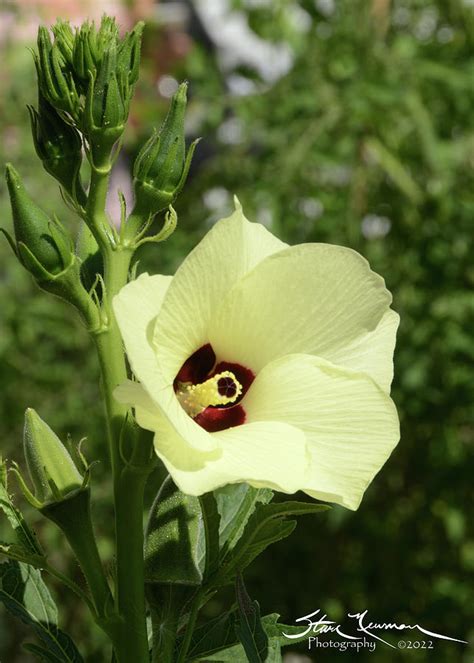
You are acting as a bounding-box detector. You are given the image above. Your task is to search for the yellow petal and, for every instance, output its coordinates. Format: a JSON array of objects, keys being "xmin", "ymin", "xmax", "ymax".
[
  {"xmin": 116, "ymin": 378, "xmax": 309, "ymax": 494},
  {"xmin": 243, "ymin": 353, "xmax": 399, "ymax": 510},
  {"xmin": 327, "ymin": 309, "xmax": 400, "ymax": 393},
  {"xmin": 151, "ymin": 204, "xmax": 287, "ymax": 382},
  {"xmin": 153, "ymin": 416, "xmax": 309, "ymax": 496},
  {"xmin": 210, "ymin": 243, "xmax": 392, "ymax": 374},
  {"xmin": 113, "ymin": 274, "xmax": 216, "ymax": 453}
]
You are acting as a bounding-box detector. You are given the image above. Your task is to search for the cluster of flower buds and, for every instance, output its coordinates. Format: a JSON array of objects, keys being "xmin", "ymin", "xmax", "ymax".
[
  {"xmin": 3, "ymin": 16, "xmax": 198, "ymax": 294},
  {"xmin": 130, "ymin": 83, "xmax": 199, "ymax": 225},
  {"xmin": 34, "ymin": 16, "xmax": 144, "ymax": 162}
]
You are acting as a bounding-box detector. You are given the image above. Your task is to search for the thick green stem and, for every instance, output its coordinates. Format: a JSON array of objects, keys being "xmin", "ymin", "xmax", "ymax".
[
  {"xmin": 113, "ymin": 467, "xmax": 149, "ymax": 659},
  {"xmin": 86, "ymin": 161, "xmax": 114, "ymax": 250},
  {"xmin": 88, "ymin": 162, "xmax": 150, "ymax": 662},
  {"xmin": 93, "ymin": 264, "xmax": 150, "ymax": 662}
]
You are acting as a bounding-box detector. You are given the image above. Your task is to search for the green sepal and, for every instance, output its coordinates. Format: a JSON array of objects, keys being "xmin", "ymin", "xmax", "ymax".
[
  {"xmin": 15, "ymin": 242, "xmax": 90, "ymax": 315},
  {"xmin": 48, "ymin": 216, "xmax": 75, "ymax": 265},
  {"xmin": 17, "ymin": 242, "xmax": 59, "ymax": 282},
  {"xmin": 133, "ymin": 205, "xmax": 178, "ymax": 247},
  {"xmin": 15, "ymin": 240, "xmax": 81, "ymax": 298}
]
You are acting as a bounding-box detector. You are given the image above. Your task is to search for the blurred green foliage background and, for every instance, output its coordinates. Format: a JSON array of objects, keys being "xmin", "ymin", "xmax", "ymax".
[{"xmin": 1, "ymin": 0, "xmax": 474, "ymax": 661}]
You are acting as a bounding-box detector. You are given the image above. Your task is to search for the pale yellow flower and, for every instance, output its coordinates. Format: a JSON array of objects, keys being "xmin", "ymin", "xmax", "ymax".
[{"xmin": 114, "ymin": 201, "xmax": 399, "ymax": 509}]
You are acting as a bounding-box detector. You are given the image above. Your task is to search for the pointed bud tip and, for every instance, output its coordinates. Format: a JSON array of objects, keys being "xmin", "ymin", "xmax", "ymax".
[
  {"xmin": 24, "ymin": 408, "xmax": 47, "ymax": 436},
  {"xmin": 132, "ymin": 21, "xmax": 145, "ymax": 36},
  {"xmin": 176, "ymin": 82, "xmax": 188, "ymax": 102},
  {"xmin": 5, "ymin": 163, "xmax": 20, "ymax": 189},
  {"xmin": 25, "ymin": 407, "xmax": 37, "ymax": 420},
  {"xmin": 37, "ymin": 25, "xmax": 51, "ymax": 44}
]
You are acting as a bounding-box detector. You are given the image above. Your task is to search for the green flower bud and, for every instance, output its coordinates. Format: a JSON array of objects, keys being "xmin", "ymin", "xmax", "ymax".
[
  {"xmin": 23, "ymin": 409, "xmax": 84, "ymax": 505},
  {"xmin": 132, "ymin": 83, "xmax": 199, "ymax": 217},
  {"xmin": 28, "ymin": 93, "xmax": 85, "ymax": 202},
  {"xmin": 15, "ymin": 411, "xmax": 111, "ymax": 616},
  {"xmin": 117, "ymin": 22, "xmax": 144, "ymax": 86},
  {"xmin": 5, "ymin": 164, "xmax": 73, "ymax": 278},
  {"xmin": 84, "ymin": 42, "xmax": 129, "ymax": 154},
  {"xmin": 71, "ymin": 17, "xmax": 119, "ymax": 88},
  {"xmin": 35, "ymin": 26, "xmax": 79, "ymax": 118},
  {"xmin": 72, "ymin": 22, "xmax": 98, "ymax": 89},
  {"xmin": 96, "ymin": 15, "xmax": 119, "ymax": 54},
  {"xmin": 51, "ymin": 19, "xmax": 75, "ymax": 66}
]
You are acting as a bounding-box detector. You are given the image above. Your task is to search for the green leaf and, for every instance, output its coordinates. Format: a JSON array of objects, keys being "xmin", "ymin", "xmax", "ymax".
[
  {"xmin": 148, "ymin": 583, "xmax": 198, "ymax": 662},
  {"xmin": 200, "ymin": 613, "xmax": 307, "ymax": 662},
  {"xmin": 0, "ymin": 461, "xmax": 43, "ymax": 555},
  {"xmin": 260, "ymin": 613, "xmax": 312, "ymax": 647},
  {"xmin": 215, "ymin": 484, "xmax": 273, "ymax": 556},
  {"xmin": 23, "ymin": 642, "xmax": 68, "ymax": 662},
  {"xmin": 186, "ymin": 610, "xmax": 238, "ymax": 660},
  {"xmin": 145, "ymin": 476, "xmax": 203, "ymax": 585},
  {"xmin": 0, "ymin": 560, "xmax": 83, "ymax": 661},
  {"xmin": 234, "ymin": 574, "xmax": 268, "ymax": 663},
  {"xmin": 224, "ymin": 519, "xmax": 296, "ymax": 582},
  {"xmin": 0, "ymin": 542, "xmax": 47, "ymax": 570},
  {"xmin": 198, "ymin": 492, "xmax": 220, "ymax": 579},
  {"xmin": 214, "ymin": 501, "xmax": 328, "ymax": 586}
]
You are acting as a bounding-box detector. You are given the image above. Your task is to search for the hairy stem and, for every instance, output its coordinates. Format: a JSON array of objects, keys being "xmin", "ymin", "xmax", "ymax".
[{"xmin": 88, "ymin": 162, "xmax": 150, "ymax": 662}]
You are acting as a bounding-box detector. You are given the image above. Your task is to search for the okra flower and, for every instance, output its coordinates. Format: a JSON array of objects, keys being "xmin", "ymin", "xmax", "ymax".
[{"xmin": 114, "ymin": 201, "xmax": 399, "ymax": 509}]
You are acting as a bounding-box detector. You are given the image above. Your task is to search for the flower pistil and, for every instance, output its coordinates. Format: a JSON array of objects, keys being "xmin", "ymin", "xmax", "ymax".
[{"xmin": 176, "ymin": 371, "xmax": 243, "ymax": 417}]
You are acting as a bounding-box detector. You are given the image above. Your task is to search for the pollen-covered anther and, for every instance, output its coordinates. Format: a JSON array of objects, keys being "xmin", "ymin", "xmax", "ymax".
[{"xmin": 177, "ymin": 370, "xmax": 243, "ymax": 418}]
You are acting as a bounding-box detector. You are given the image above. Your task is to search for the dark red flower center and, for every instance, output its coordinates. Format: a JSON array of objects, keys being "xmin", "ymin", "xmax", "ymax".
[{"xmin": 174, "ymin": 344, "xmax": 255, "ymax": 433}]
